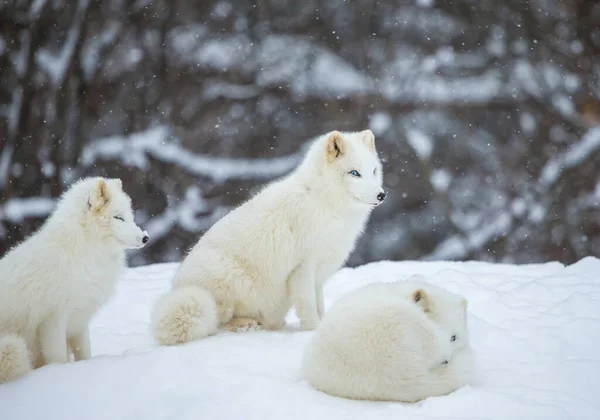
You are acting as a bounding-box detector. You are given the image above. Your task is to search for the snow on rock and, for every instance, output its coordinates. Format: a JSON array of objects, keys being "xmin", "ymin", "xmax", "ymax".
[
  {"xmin": 1, "ymin": 258, "xmax": 599, "ymax": 419},
  {"xmin": 81, "ymin": 126, "xmax": 306, "ymax": 183}
]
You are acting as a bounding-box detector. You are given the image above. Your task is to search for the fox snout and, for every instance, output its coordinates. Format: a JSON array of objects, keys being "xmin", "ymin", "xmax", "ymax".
[
  {"xmin": 123, "ymin": 227, "xmax": 149, "ymax": 249},
  {"xmin": 139, "ymin": 230, "xmax": 150, "ymax": 247}
]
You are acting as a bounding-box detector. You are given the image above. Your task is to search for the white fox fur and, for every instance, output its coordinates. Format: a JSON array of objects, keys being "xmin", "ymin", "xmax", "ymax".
[
  {"xmin": 152, "ymin": 130, "xmax": 386, "ymax": 345},
  {"xmin": 301, "ymin": 277, "xmax": 474, "ymax": 402},
  {"xmin": 0, "ymin": 177, "xmax": 148, "ymax": 383}
]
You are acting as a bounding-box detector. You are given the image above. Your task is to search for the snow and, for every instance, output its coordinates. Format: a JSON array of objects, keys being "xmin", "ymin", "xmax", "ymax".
[
  {"xmin": 0, "ymin": 197, "xmax": 56, "ymax": 223},
  {"xmin": 416, "ymin": 0, "xmax": 435, "ymax": 8},
  {"xmin": 169, "ymin": 24, "xmax": 209, "ymax": 55},
  {"xmin": 81, "ymin": 21, "xmax": 122, "ymax": 82},
  {"xmin": 211, "ymin": 1, "xmax": 233, "ymax": 20},
  {"xmin": 425, "ymin": 213, "xmax": 513, "ymax": 260},
  {"xmin": 511, "ymin": 198, "xmax": 527, "ymax": 217},
  {"xmin": 468, "ymin": 213, "xmax": 511, "ymax": 248},
  {"xmin": 406, "ymin": 128, "xmax": 433, "ymax": 160},
  {"xmin": 7, "ymin": 89, "xmax": 23, "ymax": 141},
  {"xmin": 430, "ymin": 168, "xmax": 452, "ymax": 192},
  {"xmin": 171, "ymin": 30, "xmax": 370, "ymax": 99},
  {"xmin": 369, "ymin": 112, "xmax": 393, "ymax": 135},
  {"xmin": 486, "ymin": 26, "xmax": 506, "ymax": 57},
  {"xmin": 2, "ymin": 258, "xmax": 600, "ymax": 419},
  {"xmin": 256, "ymin": 35, "xmax": 370, "ymax": 99},
  {"xmin": 383, "ymin": 71, "xmax": 505, "ymax": 104},
  {"xmin": 166, "ymin": 24, "xmax": 521, "ymax": 106},
  {"xmin": 29, "ymin": 0, "xmax": 48, "ymax": 17},
  {"xmin": 202, "ymin": 81, "xmax": 261, "ymax": 101},
  {"xmin": 143, "ymin": 186, "xmax": 229, "ymax": 244},
  {"xmin": 0, "ymin": 143, "xmax": 13, "ymax": 188},
  {"xmin": 519, "ymin": 112, "xmax": 537, "ymax": 133},
  {"xmin": 309, "ymin": 51, "xmax": 371, "ymax": 97},
  {"xmin": 82, "ymin": 126, "xmax": 307, "ymax": 183},
  {"xmin": 35, "ymin": 0, "xmax": 90, "ymax": 87},
  {"xmin": 194, "ymin": 36, "xmax": 252, "ymax": 71},
  {"xmin": 540, "ymin": 125, "xmax": 600, "ymax": 188}
]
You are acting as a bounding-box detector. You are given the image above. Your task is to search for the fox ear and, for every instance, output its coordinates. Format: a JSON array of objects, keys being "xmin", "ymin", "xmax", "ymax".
[
  {"xmin": 361, "ymin": 129, "xmax": 376, "ymax": 152},
  {"xmin": 412, "ymin": 289, "xmax": 434, "ymax": 313},
  {"xmin": 112, "ymin": 179, "xmax": 123, "ymax": 190},
  {"xmin": 326, "ymin": 131, "xmax": 345, "ymax": 162},
  {"xmin": 90, "ymin": 178, "xmax": 111, "ymax": 212}
]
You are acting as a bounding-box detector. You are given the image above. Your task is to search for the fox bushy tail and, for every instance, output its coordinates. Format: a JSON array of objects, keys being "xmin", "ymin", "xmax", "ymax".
[
  {"xmin": 0, "ymin": 334, "xmax": 32, "ymax": 383},
  {"xmin": 151, "ymin": 286, "xmax": 219, "ymax": 345}
]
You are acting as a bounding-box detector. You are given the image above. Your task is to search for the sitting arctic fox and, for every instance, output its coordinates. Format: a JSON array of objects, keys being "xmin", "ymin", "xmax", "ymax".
[
  {"xmin": 0, "ymin": 177, "xmax": 149, "ymax": 383},
  {"xmin": 301, "ymin": 277, "xmax": 474, "ymax": 402},
  {"xmin": 152, "ymin": 130, "xmax": 386, "ymax": 345}
]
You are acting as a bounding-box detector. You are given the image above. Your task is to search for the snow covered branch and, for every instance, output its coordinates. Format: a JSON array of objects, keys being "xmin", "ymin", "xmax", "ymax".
[
  {"xmin": 81, "ymin": 126, "xmax": 307, "ymax": 183},
  {"xmin": 539, "ymin": 126, "xmax": 600, "ymax": 190},
  {"xmin": 35, "ymin": 0, "xmax": 90, "ymax": 88},
  {"xmin": 0, "ymin": 197, "xmax": 56, "ymax": 224}
]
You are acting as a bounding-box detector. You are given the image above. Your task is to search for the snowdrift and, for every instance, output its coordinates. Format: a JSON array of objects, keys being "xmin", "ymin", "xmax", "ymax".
[{"xmin": 1, "ymin": 258, "xmax": 599, "ymax": 419}]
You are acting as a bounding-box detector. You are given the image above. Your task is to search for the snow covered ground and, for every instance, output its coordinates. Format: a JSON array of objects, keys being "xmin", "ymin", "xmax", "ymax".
[{"xmin": 1, "ymin": 257, "xmax": 599, "ymax": 419}]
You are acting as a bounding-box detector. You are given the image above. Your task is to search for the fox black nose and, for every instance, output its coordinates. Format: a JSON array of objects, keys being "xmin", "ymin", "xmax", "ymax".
[
  {"xmin": 377, "ymin": 192, "xmax": 386, "ymax": 202},
  {"xmin": 142, "ymin": 235, "xmax": 149, "ymax": 244}
]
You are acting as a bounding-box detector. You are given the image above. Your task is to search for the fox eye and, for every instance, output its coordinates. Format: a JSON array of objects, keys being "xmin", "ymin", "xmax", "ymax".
[
  {"xmin": 114, "ymin": 216, "xmax": 124, "ymax": 221},
  {"xmin": 349, "ymin": 170, "xmax": 361, "ymax": 177},
  {"xmin": 450, "ymin": 335, "xmax": 456, "ymax": 342}
]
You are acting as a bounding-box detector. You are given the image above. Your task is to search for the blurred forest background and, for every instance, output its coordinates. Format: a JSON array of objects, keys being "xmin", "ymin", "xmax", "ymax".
[{"xmin": 1, "ymin": 0, "xmax": 599, "ymax": 267}]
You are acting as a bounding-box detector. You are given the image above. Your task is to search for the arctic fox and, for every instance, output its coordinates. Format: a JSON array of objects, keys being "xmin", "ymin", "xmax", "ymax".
[
  {"xmin": 0, "ymin": 177, "xmax": 149, "ymax": 383},
  {"xmin": 152, "ymin": 130, "xmax": 386, "ymax": 345},
  {"xmin": 301, "ymin": 277, "xmax": 474, "ymax": 402}
]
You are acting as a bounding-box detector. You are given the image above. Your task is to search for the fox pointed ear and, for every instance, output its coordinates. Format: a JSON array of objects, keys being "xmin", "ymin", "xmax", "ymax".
[
  {"xmin": 90, "ymin": 178, "xmax": 111, "ymax": 212},
  {"xmin": 112, "ymin": 179, "xmax": 123, "ymax": 190},
  {"xmin": 361, "ymin": 129, "xmax": 376, "ymax": 152},
  {"xmin": 412, "ymin": 289, "xmax": 434, "ymax": 313},
  {"xmin": 326, "ymin": 131, "xmax": 345, "ymax": 162}
]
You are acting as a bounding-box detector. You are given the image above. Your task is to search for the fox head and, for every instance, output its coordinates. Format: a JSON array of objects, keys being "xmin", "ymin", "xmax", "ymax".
[
  {"xmin": 409, "ymin": 282, "xmax": 470, "ymax": 354},
  {"xmin": 82, "ymin": 177, "xmax": 149, "ymax": 249},
  {"xmin": 321, "ymin": 130, "xmax": 386, "ymax": 208}
]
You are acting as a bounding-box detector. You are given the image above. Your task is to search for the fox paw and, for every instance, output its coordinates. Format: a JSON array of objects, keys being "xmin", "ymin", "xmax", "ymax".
[{"xmin": 225, "ymin": 318, "xmax": 263, "ymax": 333}]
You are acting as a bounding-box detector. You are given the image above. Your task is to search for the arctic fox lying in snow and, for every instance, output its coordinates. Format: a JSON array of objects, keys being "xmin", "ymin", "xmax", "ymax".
[
  {"xmin": 301, "ymin": 277, "xmax": 474, "ymax": 402},
  {"xmin": 152, "ymin": 130, "xmax": 386, "ymax": 345},
  {"xmin": 0, "ymin": 177, "xmax": 149, "ymax": 383}
]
